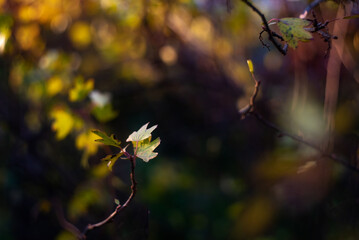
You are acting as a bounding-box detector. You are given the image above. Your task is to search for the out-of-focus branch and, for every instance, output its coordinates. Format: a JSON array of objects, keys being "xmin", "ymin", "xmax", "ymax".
[
  {"xmin": 241, "ymin": 0, "xmax": 287, "ymax": 55},
  {"xmin": 299, "ymin": 0, "xmax": 326, "ymax": 19},
  {"xmin": 322, "ymin": 4, "xmax": 351, "ymax": 151},
  {"xmin": 240, "ymin": 63, "xmax": 359, "ymax": 174},
  {"xmin": 53, "ymin": 199, "xmax": 85, "ymax": 239}
]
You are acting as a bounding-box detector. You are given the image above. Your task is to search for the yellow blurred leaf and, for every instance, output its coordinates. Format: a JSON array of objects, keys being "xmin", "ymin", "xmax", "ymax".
[
  {"xmin": 15, "ymin": 23, "xmax": 40, "ymax": 50},
  {"xmin": 46, "ymin": 76, "xmax": 63, "ymax": 96},
  {"xmin": 76, "ymin": 130, "xmax": 100, "ymax": 155},
  {"xmin": 69, "ymin": 77, "xmax": 94, "ymax": 102},
  {"xmin": 50, "ymin": 109, "xmax": 74, "ymax": 140},
  {"xmin": 69, "ymin": 21, "xmax": 92, "ymax": 48}
]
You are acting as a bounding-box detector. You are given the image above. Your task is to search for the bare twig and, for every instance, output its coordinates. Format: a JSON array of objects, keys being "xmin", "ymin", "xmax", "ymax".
[
  {"xmin": 81, "ymin": 155, "xmax": 137, "ymax": 238},
  {"xmin": 53, "ymin": 199, "xmax": 85, "ymax": 239},
  {"xmin": 300, "ymin": 0, "xmax": 326, "ymax": 19},
  {"xmin": 241, "ymin": 0, "xmax": 287, "ymax": 55},
  {"xmin": 250, "ymin": 111, "xmax": 359, "ymax": 174},
  {"xmin": 241, "ymin": 64, "xmax": 359, "ymax": 174}
]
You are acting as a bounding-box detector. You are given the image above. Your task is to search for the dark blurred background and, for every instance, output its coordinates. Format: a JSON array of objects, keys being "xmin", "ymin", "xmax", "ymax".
[{"xmin": 1, "ymin": 0, "xmax": 359, "ymax": 239}]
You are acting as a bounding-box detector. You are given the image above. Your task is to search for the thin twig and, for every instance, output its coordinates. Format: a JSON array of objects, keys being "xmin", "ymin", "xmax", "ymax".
[
  {"xmin": 241, "ymin": 0, "xmax": 287, "ymax": 55},
  {"xmin": 239, "ymin": 65, "xmax": 260, "ymax": 117},
  {"xmin": 241, "ymin": 63, "xmax": 359, "ymax": 174},
  {"xmin": 300, "ymin": 0, "xmax": 326, "ymax": 19},
  {"xmin": 250, "ymin": 111, "xmax": 359, "ymax": 174},
  {"xmin": 81, "ymin": 155, "xmax": 138, "ymax": 238},
  {"xmin": 53, "ymin": 199, "xmax": 85, "ymax": 239}
]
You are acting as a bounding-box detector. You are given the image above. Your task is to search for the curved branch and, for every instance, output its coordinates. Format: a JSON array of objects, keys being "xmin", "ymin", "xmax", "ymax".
[
  {"xmin": 299, "ymin": 0, "xmax": 326, "ymax": 19},
  {"xmin": 241, "ymin": 0, "xmax": 287, "ymax": 55},
  {"xmin": 81, "ymin": 155, "xmax": 137, "ymax": 238}
]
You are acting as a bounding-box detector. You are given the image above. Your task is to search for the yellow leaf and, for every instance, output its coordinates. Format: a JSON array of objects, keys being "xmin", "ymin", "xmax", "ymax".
[
  {"xmin": 76, "ymin": 131, "xmax": 100, "ymax": 155},
  {"xmin": 50, "ymin": 109, "xmax": 74, "ymax": 140},
  {"xmin": 277, "ymin": 18, "xmax": 313, "ymax": 48},
  {"xmin": 69, "ymin": 21, "xmax": 91, "ymax": 48},
  {"xmin": 69, "ymin": 77, "xmax": 94, "ymax": 102},
  {"xmin": 246, "ymin": 59, "xmax": 254, "ymax": 73},
  {"xmin": 46, "ymin": 76, "xmax": 63, "ymax": 96}
]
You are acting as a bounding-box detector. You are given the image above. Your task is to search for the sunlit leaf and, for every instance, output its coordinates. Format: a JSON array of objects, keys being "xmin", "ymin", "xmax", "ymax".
[
  {"xmin": 126, "ymin": 123, "xmax": 157, "ymax": 142},
  {"xmin": 92, "ymin": 129, "xmax": 122, "ymax": 148},
  {"xmin": 277, "ymin": 18, "xmax": 313, "ymax": 48},
  {"xmin": 76, "ymin": 131, "xmax": 100, "ymax": 155},
  {"xmin": 69, "ymin": 21, "xmax": 92, "ymax": 48},
  {"xmin": 46, "ymin": 76, "xmax": 63, "ymax": 96},
  {"xmin": 246, "ymin": 59, "xmax": 254, "ymax": 73},
  {"xmin": 50, "ymin": 109, "xmax": 74, "ymax": 140},
  {"xmin": 69, "ymin": 77, "xmax": 94, "ymax": 102},
  {"xmin": 135, "ymin": 136, "xmax": 161, "ymax": 162}
]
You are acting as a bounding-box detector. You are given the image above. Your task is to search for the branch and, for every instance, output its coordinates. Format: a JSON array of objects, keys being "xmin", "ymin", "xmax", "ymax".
[
  {"xmin": 240, "ymin": 64, "xmax": 359, "ymax": 174},
  {"xmin": 299, "ymin": 0, "xmax": 326, "ymax": 19},
  {"xmin": 81, "ymin": 155, "xmax": 137, "ymax": 238},
  {"xmin": 53, "ymin": 199, "xmax": 85, "ymax": 239},
  {"xmin": 241, "ymin": 0, "xmax": 287, "ymax": 55},
  {"xmin": 250, "ymin": 111, "xmax": 359, "ymax": 174}
]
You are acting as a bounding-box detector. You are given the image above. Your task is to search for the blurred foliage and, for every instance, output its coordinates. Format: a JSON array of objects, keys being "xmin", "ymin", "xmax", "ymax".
[{"xmin": 1, "ymin": 0, "xmax": 359, "ymax": 239}]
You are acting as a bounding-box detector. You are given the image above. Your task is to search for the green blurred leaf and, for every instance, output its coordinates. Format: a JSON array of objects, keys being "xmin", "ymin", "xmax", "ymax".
[
  {"xmin": 277, "ymin": 18, "xmax": 313, "ymax": 48},
  {"xmin": 126, "ymin": 122, "xmax": 157, "ymax": 142},
  {"xmin": 92, "ymin": 129, "xmax": 122, "ymax": 148},
  {"xmin": 114, "ymin": 198, "xmax": 120, "ymax": 205},
  {"xmin": 91, "ymin": 104, "xmax": 118, "ymax": 123},
  {"xmin": 135, "ymin": 136, "xmax": 161, "ymax": 162}
]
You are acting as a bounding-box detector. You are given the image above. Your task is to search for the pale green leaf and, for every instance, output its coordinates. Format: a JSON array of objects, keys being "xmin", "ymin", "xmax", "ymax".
[
  {"xmin": 114, "ymin": 198, "xmax": 120, "ymax": 205},
  {"xmin": 92, "ymin": 129, "xmax": 121, "ymax": 148},
  {"xmin": 135, "ymin": 137, "xmax": 161, "ymax": 162},
  {"xmin": 126, "ymin": 123, "xmax": 157, "ymax": 142},
  {"xmin": 91, "ymin": 104, "xmax": 118, "ymax": 123},
  {"xmin": 277, "ymin": 18, "xmax": 313, "ymax": 48}
]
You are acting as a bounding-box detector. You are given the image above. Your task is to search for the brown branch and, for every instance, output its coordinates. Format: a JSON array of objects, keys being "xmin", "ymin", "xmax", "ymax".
[
  {"xmin": 300, "ymin": 0, "xmax": 326, "ymax": 18},
  {"xmin": 81, "ymin": 155, "xmax": 137, "ymax": 238},
  {"xmin": 241, "ymin": 0, "xmax": 287, "ymax": 55},
  {"xmin": 241, "ymin": 65, "xmax": 359, "ymax": 174},
  {"xmin": 250, "ymin": 111, "xmax": 359, "ymax": 174},
  {"xmin": 53, "ymin": 199, "xmax": 85, "ymax": 239},
  {"xmin": 239, "ymin": 64, "xmax": 260, "ymax": 117}
]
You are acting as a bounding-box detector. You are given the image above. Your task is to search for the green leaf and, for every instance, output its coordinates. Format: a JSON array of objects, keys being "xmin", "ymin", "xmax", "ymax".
[
  {"xmin": 92, "ymin": 129, "xmax": 122, "ymax": 148},
  {"xmin": 91, "ymin": 104, "xmax": 118, "ymax": 123},
  {"xmin": 135, "ymin": 137, "xmax": 161, "ymax": 162},
  {"xmin": 126, "ymin": 123, "xmax": 157, "ymax": 142},
  {"xmin": 277, "ymin": 18, "xmax": 313, "ymax": 48},
  {"xmin": 101, "ymin": 152, "xmax": 124, "ymax": 171},
  {"xmin": 114, "ymin": 198, "xmax": 120, "ymax": 205}
]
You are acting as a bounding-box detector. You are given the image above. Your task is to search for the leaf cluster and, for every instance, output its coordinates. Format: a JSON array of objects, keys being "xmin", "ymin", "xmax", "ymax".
[{"xmin": 92, "ymin": 123, "xmax": 161, "ymax": 170}]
